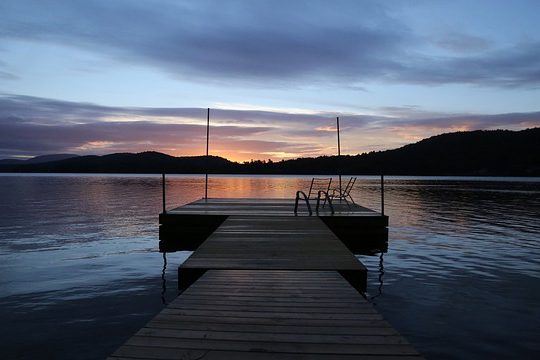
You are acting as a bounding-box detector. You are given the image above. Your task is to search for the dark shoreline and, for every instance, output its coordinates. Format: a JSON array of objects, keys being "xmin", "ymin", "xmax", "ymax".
[{"xmin": 2, "ymin": 128, "xmax": 539, "ymax": 176}]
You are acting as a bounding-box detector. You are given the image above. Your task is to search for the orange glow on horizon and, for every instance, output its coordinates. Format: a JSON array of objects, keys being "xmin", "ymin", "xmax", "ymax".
[
  {"xmin": 166, "ymin": 149, "xmax": 301, "ymax": 162},
  {"xmin": 70, "ymin": 119, "xmax": 528, "ymax": 163}
]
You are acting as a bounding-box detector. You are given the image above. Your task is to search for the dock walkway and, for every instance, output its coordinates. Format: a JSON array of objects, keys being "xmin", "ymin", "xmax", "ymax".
[
  {"xmin": 109, "ymin": 270, "xmax": 422, "ymax": 360},
  {"xmin": 179, "ymin": 215, "xmax": 366, "ymax": 291}
]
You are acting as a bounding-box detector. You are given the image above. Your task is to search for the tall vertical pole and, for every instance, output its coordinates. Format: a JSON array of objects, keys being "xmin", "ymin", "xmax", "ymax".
[
  {"xmin": 162, "ymin": 172, "xmax": 166, "ymax": 214},
  {"xmin": 205, "ymin": 108, "xmax": 210, "ymax": 200},
  {"xmin": 337, "ymin": 117, "xmax": 342, "ymax": 196},
  {"xmin": 381, "ymin": 174, "xmax": 385, "ymax": 216}
]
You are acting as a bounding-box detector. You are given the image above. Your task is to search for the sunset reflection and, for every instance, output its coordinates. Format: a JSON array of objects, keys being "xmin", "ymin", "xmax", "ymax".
[{"xmin": 165, "ymin": 175, "xmax": 311, "ymax": 202}]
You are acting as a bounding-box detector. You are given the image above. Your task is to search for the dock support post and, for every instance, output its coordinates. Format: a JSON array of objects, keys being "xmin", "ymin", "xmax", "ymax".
[
  {"xmin": 381, "ymin": 174, "xmax": 384, "ymax": 216},
  {"xmin": 337, "ymin": 117, "xmax": 342, "ymax": 197},
  {"xmin": 162, "ymin": 173, "xmax": 166, "ymax": 214},
  {"xmin": 205, "ymin": 108, "xmax": 210, "ymax": 200}
]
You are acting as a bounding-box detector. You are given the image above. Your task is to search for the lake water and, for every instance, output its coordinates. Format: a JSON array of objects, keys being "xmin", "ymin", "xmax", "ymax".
[{"xmin": 0, "ymin": 174, "xmax": 539, "ymax": 359}]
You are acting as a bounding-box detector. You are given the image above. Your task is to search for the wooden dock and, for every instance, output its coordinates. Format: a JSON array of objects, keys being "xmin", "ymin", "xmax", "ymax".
[
  {"xmin": 109, "ymin": 270, "xmax": 422, "ymax": 360},
  {"xmin": 178, "ymin": 215, "xmax": 366, "ymax": 291},
  {"xmin": 161, "ymin": 198, "xmax": 379, "ymax": 216},
  {"xmin": 159, "ymin": 198, "xmax": 388, "ymax": 254},
  {"xmin": 109, "ymin": 198, "xmax": 423, "ymax": 359}
]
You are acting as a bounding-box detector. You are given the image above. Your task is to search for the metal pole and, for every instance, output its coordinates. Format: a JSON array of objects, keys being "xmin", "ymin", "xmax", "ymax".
[
  {"xmin": 337, "ymin": 117, "xmax": 342, "ymax": 197},
  {"xmin": 381, "ymin": 174, "xmax": 384, "ymax": 216},
  {"xmin": 162, "ymin": 172, "xmax": 166, "ymax": 214},
  {"xmin": 205, "ymin": 108, "xmax": 210, "ymax": 200}
]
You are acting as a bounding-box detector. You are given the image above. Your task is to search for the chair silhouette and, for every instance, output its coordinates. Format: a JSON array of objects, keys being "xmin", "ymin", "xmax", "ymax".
[
  {"xmin": 330, "ymin": 177, "xmax": 357, "ymax": 206},
  {"xmin": 307, "ymin": 177, "xmax": 332, "ymax": 200},
  {"xmin": 294, "ymin": 178, "xmax": 333, "ymax": 215}
]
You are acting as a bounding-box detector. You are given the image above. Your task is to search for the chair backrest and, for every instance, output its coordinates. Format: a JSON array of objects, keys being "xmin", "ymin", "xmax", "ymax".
[
  {"xmin": 308, "ymin": 177, "xmax": 332, "ymax": 199},
  {"xmin": 342, "ymin": 177, "xmax": 357, "ymax": 195}
]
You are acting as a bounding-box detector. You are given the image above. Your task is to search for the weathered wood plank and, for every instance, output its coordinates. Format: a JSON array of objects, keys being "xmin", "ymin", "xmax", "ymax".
[
  {"xmin": 145, "ymin": 320, "xmax": 399, "ymax": 335},
  {"xmin": 177, "ymin": 294, "xmax": 370, "ymax": 304},
  {"xmin": 159, "ymin": 308, "xmax": 384, "ymax": 321},
  {"xmin": 110, "ymin": 346, "xmax": 423, "ymax": 360},
  {"xmin": 135, "ymin": 327, "xmax": 408, "ymax": 345},
  {"xmin": 124, "ymin": 336, "xmax": 419, "ymax": 355},
  {"xmin": 151, "ymin": 313, "xmax": 392, "ymax": 327},
  {"xmin": 167, "ymin": 302, "xmax": 378, "ymax": 314}
]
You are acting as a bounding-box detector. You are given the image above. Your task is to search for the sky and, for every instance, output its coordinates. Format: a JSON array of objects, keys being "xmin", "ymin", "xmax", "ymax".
[{"xmin": 1, "ymin": 0, "xmax": 539, "ymax": 162}]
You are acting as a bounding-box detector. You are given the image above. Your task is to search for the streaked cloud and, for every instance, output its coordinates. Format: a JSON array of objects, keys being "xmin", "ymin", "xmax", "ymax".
[
  {"xmin": 1, "ymin": 95, "xmax": 538, "ymax": 161},
  {"xmin": 434, "ymin": 32, "xmax": 492, "ymax": 53},
  {"xmin": 0, "ymin": 70, "xmax": 18, "ymax": 81},
  {"xmin": 1, "ymin": 0, "xmax": 539, "ymax": 88}
]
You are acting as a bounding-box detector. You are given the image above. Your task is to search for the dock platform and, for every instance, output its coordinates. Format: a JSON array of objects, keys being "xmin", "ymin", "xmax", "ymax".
[
  {"xmin": 161, "ymin": 197, "xmax": 380, "ymax": 216},
  {"xmin": 159, "ymin": 198, "xmax": 389, "ymax": 253}
]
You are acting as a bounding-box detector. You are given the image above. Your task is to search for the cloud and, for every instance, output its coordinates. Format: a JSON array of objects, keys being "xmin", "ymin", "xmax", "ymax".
[
  {"xmin": 0, "ymin": 1, "xmax": 403, "ymax": 83},
  {"xmin": 1, "ymin": 94, "xmax": 538, "ymax": 160},
  {"xmin": 0, "ymin": 95, "xmax": 340, "ymax": 160},
  {"xmin": 377, "ymin": 106, "xmax": 540, "ymax": 129},
  {"xmin": 360, "ymin": 107, "xmax": 540, "ymax": 144},
  {"xmin": 394, "ymin": 42, "xmax": 540, "ymax": 87},
  {"xmin": 2, "ymin": 0, "xmax": 538, "ymax": 88},
  {"xmin": 0, "ymin": 70, "xmax": 18, "ymax": 80},
  {"xmin": 434, "ymin": 32, "xmax": 492, "ymax": 53}
]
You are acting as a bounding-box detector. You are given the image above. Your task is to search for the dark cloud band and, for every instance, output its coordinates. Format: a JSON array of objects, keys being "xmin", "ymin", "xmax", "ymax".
[{"xmin": 2, "ymin": 0, "xmax": 539, "ymax": 87}]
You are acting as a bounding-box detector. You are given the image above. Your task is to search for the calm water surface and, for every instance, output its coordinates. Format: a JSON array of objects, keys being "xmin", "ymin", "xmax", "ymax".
[{"xmin": 0, "ymin": 174, "xmax": 539, "ymax": 359}]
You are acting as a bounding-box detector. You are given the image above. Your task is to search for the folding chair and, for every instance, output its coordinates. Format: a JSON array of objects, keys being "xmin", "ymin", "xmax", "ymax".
[
  {"xmin": 294, "ymin": 177, "xmax": 333, "ymax": 215},
  {"xmin": 307, "ymin": 177, "xmax": 332, "ymax": 200},
  {"xmin": 330, "ymin": 177, "xmax": 357, "ymax": 206}
]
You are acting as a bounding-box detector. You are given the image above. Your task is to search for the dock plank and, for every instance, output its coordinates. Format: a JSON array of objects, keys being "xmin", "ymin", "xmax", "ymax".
[{"xmin": 166, "ymin": 198, "xmax": 379, "ymax": 217}]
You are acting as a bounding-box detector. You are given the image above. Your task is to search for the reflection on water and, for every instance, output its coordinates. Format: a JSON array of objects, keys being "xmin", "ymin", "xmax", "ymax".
[
  {"xmin": 369, "ymin": 252, "xmax": 385, "ymax": 302},
  {"xmin": 161, "ymin": 252, "xmax": 167, "ymax": 305},
  {"xmin": 358, "ymin": 178, "xmax": 540, "ymax": 360},
  {"xmin": 164, "ymin": 174, "xmax": 310, "ymax": 204},
  {"xmin": 0, "ymin": 174, "xmax": 539, "ymax": 360}
]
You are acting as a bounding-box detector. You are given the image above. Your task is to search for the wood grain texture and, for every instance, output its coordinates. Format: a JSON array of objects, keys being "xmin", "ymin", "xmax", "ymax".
[{"xmin": 110, "ymin": 270, "xmax": 423, "ymax": 359}]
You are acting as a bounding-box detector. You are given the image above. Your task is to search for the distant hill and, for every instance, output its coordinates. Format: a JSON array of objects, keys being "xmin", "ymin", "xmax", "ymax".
[
  {"xmin": 344, "ymin": 128, "xmax": 540, "ymax": 176},
  {"xmin": 0, "ymin": 151, "xmax": 237, "ymax": 174},
  {"xmin": 0, "ymin": 128, "xmax": 539, "ymax": 175},
  {"xmin": 360, "ymin": 128, "xmax": 540, "ymax": 176},
  {"xmin": 240, "ymin": 128, "xmax": 540, "ymax": 176},
  {"xmin": 0, "ymin": 153, "xmax": 78, "ymax": 165}
]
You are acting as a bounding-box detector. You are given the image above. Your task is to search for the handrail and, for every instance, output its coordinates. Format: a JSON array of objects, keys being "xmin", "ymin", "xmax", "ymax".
[
  {"xmin": 294, "ymin": 190, "xmax": 312, "ymax": 215},
  {"xmin": 316, "ymin": 190, "xmax": 334, "ymax": 214}
]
